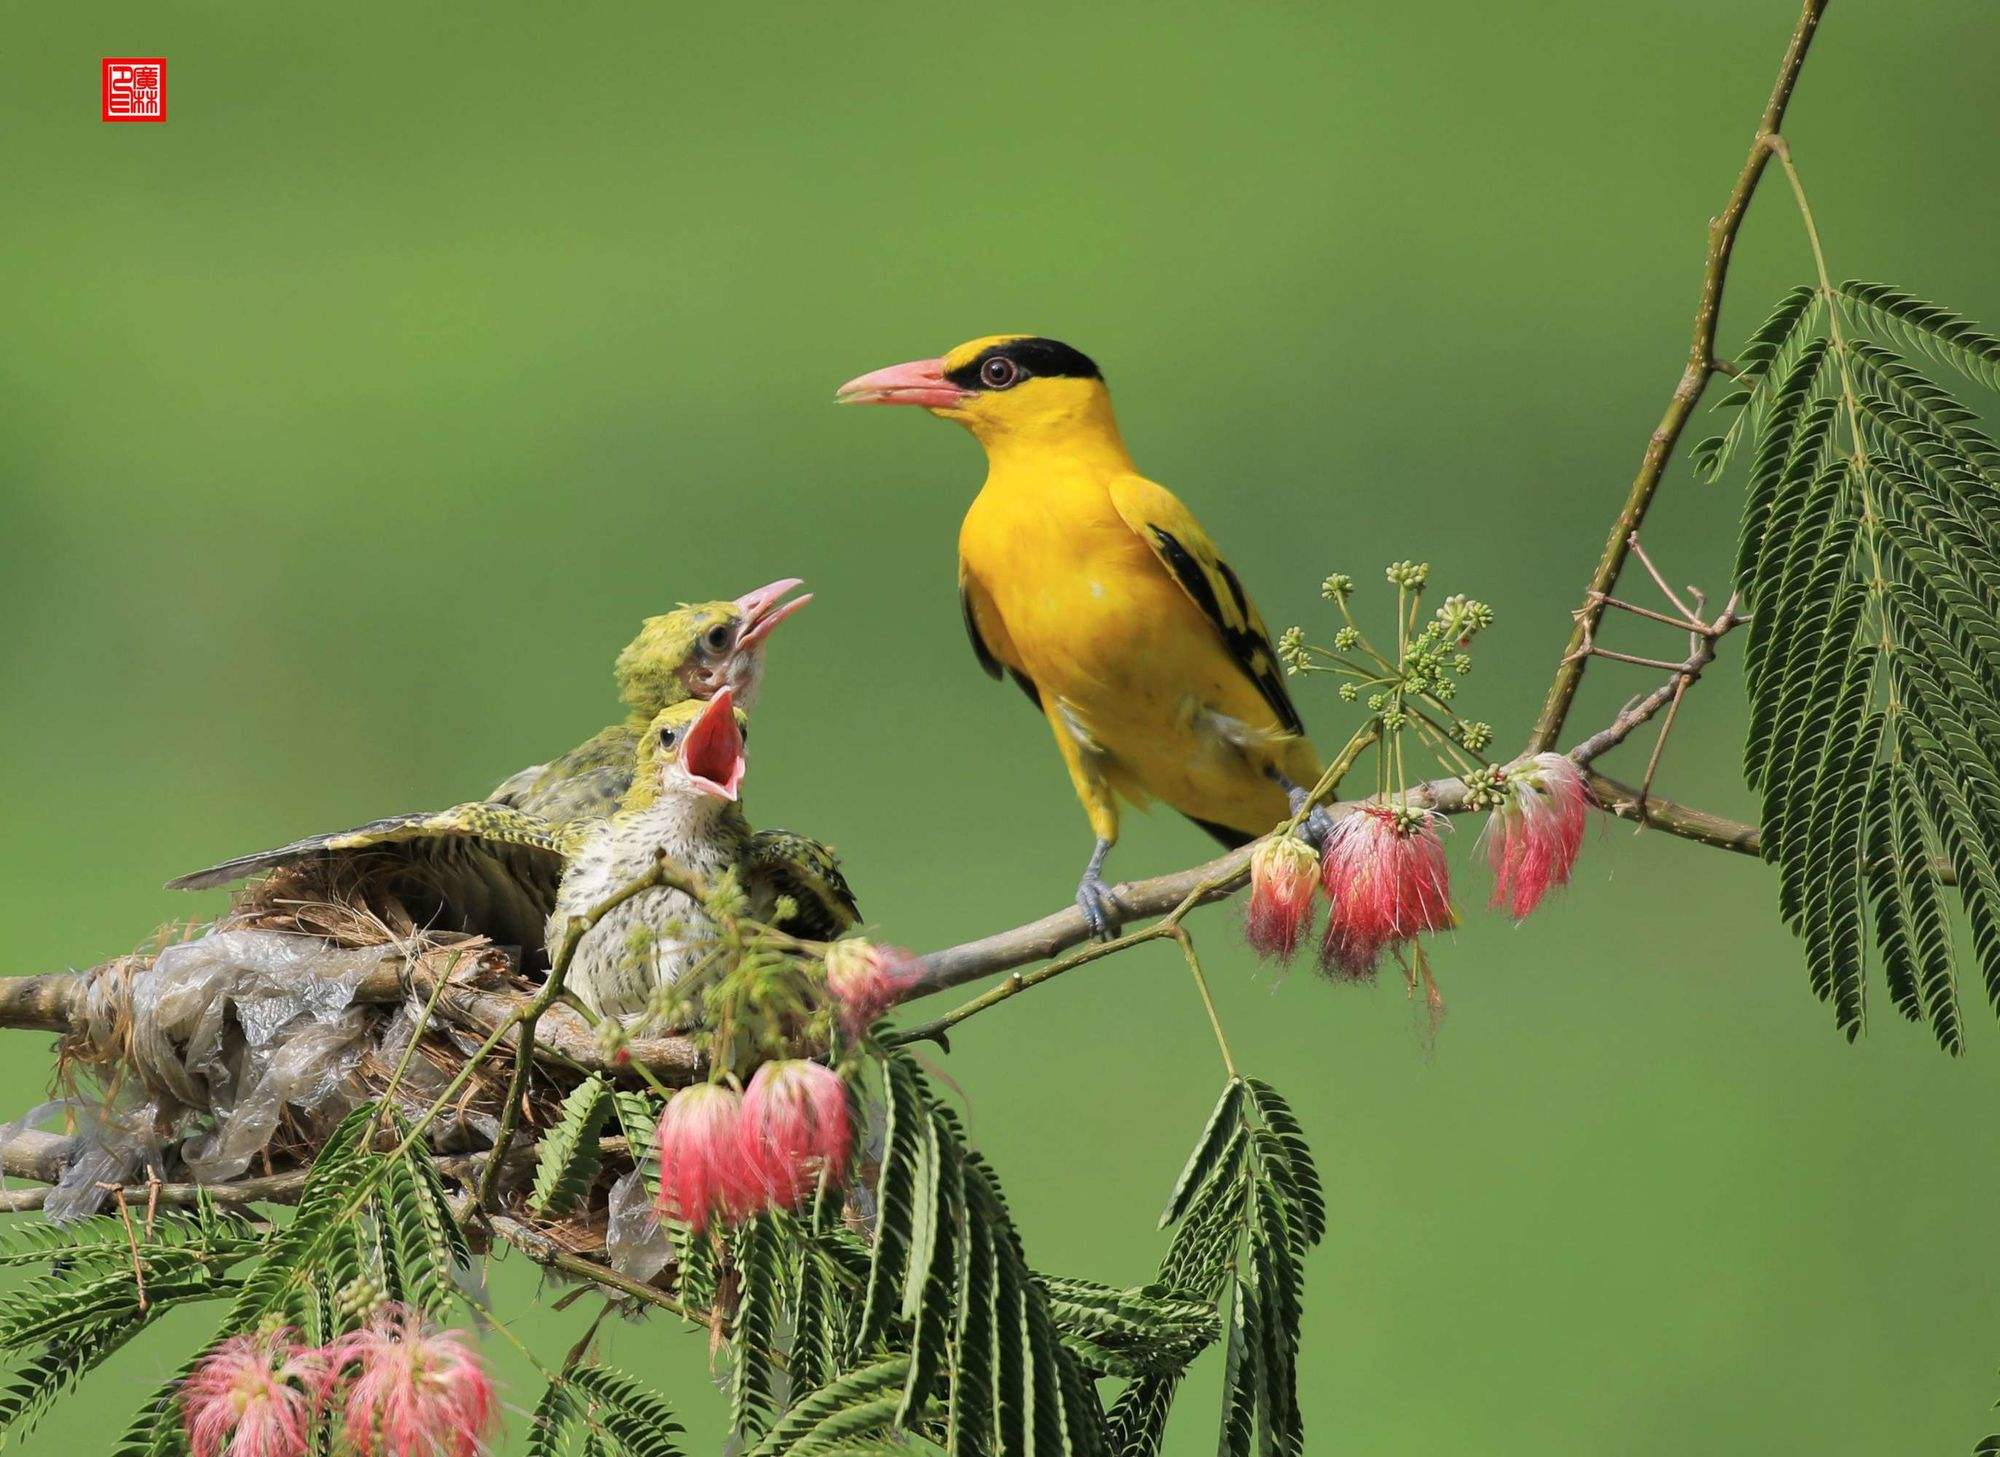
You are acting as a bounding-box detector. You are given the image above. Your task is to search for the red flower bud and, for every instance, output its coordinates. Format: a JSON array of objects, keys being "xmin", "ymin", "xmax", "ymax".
[
  {"xmin": 1244, "ymin": 836, "xmax": 1321, "ymax": 962},
  {"xmin": 739, "ymin": 1059, "xmax": 853, "ymax": 1211},
  {"xmin": 654, "ymin": 1082, "xmax": 758, "ymax": 1231},
  {"xmin": 824, "ymin": 940, "xmax": 921, "ymax": 1035},
  {"xmin": 1486, "ymin": 752, "xmax": 1590, "ymax": 920}
]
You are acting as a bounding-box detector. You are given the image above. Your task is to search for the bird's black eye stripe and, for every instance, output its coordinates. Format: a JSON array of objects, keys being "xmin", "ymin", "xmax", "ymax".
[{"xmin": 944, "ymin": 337, "xmax": 1102, "ymax": 391}]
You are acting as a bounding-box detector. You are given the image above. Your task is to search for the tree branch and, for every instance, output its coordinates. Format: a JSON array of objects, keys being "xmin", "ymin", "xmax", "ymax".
[
  {"xmin": 1582, "ymin": 772, "xmax": 1762, "ymax": 856},
  {"xmin": 1527, "ymin": 0, "xmax": 1828, "ymax": 751},
  {"xmin": 0, "ymin": 1145, "xmax": 537, "ymax": 1215}
]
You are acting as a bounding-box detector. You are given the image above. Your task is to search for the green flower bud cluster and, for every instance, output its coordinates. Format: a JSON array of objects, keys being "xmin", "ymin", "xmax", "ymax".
[
  {"xmin": 1461, "ymin": 762, "xmax": 1509, "ymax": 810},
  {"xmin": 1432, "ymin": 593, "xmax": 1495, "ymax": 645},
  {"xmin": 1386, "ymin": 802, "xmax": 1433, "ymax": 836},
  {"xmin": 1385, "ymin": 560, "xmax": 1430, "ymax": 590},
  {"xmin": 1277, "ymin": 625, "xmax": 1308, "ymax": 673},
  {"xmin": 1456, "ymin": 720, "xmax": 1495, "ymax": 752},
  {"xmin": 1321, "ymin": 572, "xmax": 1355, "ymax": 600},
  {"xmin": 1334, "ymin": 626, "xmax": 1360, "ymax": 650},
  {"xmin": 336, "ymin": 1274, "xmax": 389, "ymax": 1322}
]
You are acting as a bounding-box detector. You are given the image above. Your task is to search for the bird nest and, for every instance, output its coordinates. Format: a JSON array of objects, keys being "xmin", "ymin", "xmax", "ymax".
[{"xmin": 30, "ymin": 856, "xmax": 632, "ymax": 1262}]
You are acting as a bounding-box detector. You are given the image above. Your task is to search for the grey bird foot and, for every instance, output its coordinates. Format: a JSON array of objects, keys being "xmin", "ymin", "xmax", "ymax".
[
  {"xmin": 1075, "ymin": 838, "xmax": 1123, "ymax": 941},
  {"xmin": 1285, "ymin": 784, "xmax": 1338, "ymax": 849},
  {"xmin": 1076, "ymin": 871, "xmax": 1123, "ymax": 941}
]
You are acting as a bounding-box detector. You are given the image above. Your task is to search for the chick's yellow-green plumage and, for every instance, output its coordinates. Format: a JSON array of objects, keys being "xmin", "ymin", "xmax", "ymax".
[
  {"xmin": 491, "ymin": 579, "xmax": 810, "ymax": 830},
  {"xmin": 841, "ymin": 334, "xmax": 1319, "ymax": 932},
  {"xmin": 166, "ymin": 580, "xmax": 854, "ymax": 954}
]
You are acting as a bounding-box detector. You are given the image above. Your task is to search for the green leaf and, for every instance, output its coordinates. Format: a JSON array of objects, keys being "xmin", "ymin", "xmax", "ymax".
[
  {"xmin": 842, "ymin": 1051, "xmax": 1109, "ymax": 1454},
  {"xmin": 0, "ymin": 1316, "xmax": 147, "ymax": 1442},
  {"xmin": 613, "ymin": 1091, "xmax": 662, "ymax": 1201},
  {"xmin": 526, "ymin": 1379, "xmax": 580, "ymax": 1457},
  {"xmin": 729, "ymin": 1214, "xmax": 786, "ymax": 1443},
  {"xmin": 746, "ymin": 1355, "xmax": 911, "ymax": 1457},
  {"xmin": 1159, "ymin": 1079, "xmax": 1244, "ymax": 1229},
  {"xmin": 1041, "ymin": 1277, "xmax": 1220, "ymax": 1377},
  {"xmin": 1721, "ymin": 282, "xmax": 2000, "ymax": 1048},
  {"xmin": 530, "ymin": 1074, "xmax": 614, "ymax": 1217},
  {"xmin": 1840, "ymin": 281, "xmax": 2000, "ymax": 393},
  {"xmin": 566, "ymin": 1366, "xmax": 687, "ymax": 1457},
  {"xmin": 380, "ymin": 1142, "xmax": 468, "ymax": 1321}
]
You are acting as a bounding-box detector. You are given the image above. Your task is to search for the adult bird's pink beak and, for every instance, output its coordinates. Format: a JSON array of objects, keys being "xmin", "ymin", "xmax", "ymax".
[
  {"xmin": 733, "ymin": 577, "xmax": 812, "ymax": 650},
  {"xmin": 834, "ymin": 357, "xmax": 974, "ymax": 410},
  {"xmin": 681, "ymin": 687, "xmax": 746, "ymax": 801}
]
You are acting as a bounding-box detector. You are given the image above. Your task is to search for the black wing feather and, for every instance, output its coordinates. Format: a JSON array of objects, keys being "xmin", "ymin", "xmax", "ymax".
[{"xmin": 1149, "ymin": 528, "xmax": 1306, "ymax": 736}]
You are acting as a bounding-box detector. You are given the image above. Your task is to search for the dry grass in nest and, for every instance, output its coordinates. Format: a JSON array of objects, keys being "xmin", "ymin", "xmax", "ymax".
[{"xmin": 47, "ymin": 853, "xmax": 617, "ymax": 1217}]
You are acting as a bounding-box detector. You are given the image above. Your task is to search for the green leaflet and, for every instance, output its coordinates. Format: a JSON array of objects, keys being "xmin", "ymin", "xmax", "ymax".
[
  {"xmin": 823, "ymin": 1051, "xmax": 1110, "ymax": 1456},
  {"xmin": 1718, "ymin": 280, "xmax": 2000, "ymax": 1050},
  {"xmin": 1109, "ymin": 1077, "xmax": 1322, "ymax": 1457},
  {"xmin": 730, "ymin": 1214, "xmax": 788, "ymax": 1443},
  {"xmin": 1840, "ymin": 281, "xmax": 2000, "ymax": 394},
  {"xmin": 1695, "ymin": 283, "xmax": 1825, "ymax": 485},
  {"xmin": 746, "ymin": 1355, "xmax": 913, "ymax": 1457},
  {"xmin": 0, "ymin": 1202, "xmax": 259, "ymax": 1447},
  {"xmin": 565, "ymin": 1366, "xmax": 688, "ymax": 1457},
  {"xmin": 1040, "ymin": 1278, "xmax": 1220, "ymax": 1378},
  {"xmin": 530, "ymin": 1073, "xmax": 614, "ymax": 1217}
]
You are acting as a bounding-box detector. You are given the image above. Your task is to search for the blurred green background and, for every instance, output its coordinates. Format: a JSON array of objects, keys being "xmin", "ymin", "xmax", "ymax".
[{"xmin": 5, "ymin": 2, "xmax": 2000, "ymax": 1451}]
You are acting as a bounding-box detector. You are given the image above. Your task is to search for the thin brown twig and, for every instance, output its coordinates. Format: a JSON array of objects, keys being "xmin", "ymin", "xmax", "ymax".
[
  {"xmin": 477, "ymin": 850, "xmax": 699, "ymax": 1212},
  {"xmin": 1528, "ymin": 0, "xmax": 1829, "ymax": 751},
  {"xmin": 1626, "ymin": 533, "xmax": 1697, "ymax": 622},
  {"xmin": 1590, "ymin": 594, "xmax": 1708, "ymax": 633},
  {"xmin": 99, "ymin": 1183, "xmax": 147, "ymax": 1312},
  {"xmin": 1574, "ymin": 647, "xmax": 1695, "ymax": 673},
  {"xmin": 1638, "ymin": 675, "xmax": 1689, "ymax": 803}
]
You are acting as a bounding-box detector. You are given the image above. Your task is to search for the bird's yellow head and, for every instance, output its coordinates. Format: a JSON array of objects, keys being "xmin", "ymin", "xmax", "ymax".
[
  {"xmin": 623, "ymin": 688, "xmax": 749, "ymax": 812},
  {"xmin": 614, "ymin": 578, "xmax": 811, "ymax": 721},
  {"xmin": 836, "ymin": 336, "xmax": 1123, "ymax": 459}
]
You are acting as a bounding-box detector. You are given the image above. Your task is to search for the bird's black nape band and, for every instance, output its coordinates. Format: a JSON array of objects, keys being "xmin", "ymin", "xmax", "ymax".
[{"xmin": 945, "ymin": 337, "xmax": 1102, "ymax": 390}]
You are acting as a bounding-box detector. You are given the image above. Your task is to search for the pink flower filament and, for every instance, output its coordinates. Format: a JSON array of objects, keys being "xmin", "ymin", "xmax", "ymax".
[
  {"xmin": 182, "ymin": 1331, "xmax": 326, "ymax": 1457},
  {"xmin": 1318, "ymin": 806, "xmax": 1453, "ymax": 977},
  {"xmin": 1486, "ymin": 752, "xmax": 1590, "ymax": 920},
  {"xmin": 1245, "ymin": 836, "xmax": 1321, "ymax": 962},
  {"xmin": 739, "ymin": 1059, "xmax": 853, "ymax": 1211},
  {"xmin": 328, "ymin": 1305, "xmax": 497, "ymax": 1457}
]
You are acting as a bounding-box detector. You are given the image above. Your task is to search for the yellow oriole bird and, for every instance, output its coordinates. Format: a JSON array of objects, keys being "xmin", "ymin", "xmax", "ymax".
[{"xmin": 838, "ymin": 334, "xmax": 1323, "ymax": 936}]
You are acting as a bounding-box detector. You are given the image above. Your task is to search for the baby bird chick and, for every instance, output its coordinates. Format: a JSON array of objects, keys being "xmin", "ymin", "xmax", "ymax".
[{"xmin": 552, "ymin": 690, "xmax": 754, "ymax": 1018}]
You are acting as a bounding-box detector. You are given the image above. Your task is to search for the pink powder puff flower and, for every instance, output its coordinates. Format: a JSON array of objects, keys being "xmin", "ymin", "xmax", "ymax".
[
  {"xmin": 1318, "ymin": 804, "xmax": 1453, "ymax": 977},
  {"xmin": 183, "ymin": 1330, "xmax": 327, "ymax": 1457},
  {"xmin": 824, "ymin": 940, "xmax": 920, "ymax": 1035},
  {"xmin": 1244, "ymin": 836, "xmax": 1321, "ymax": 962},
  {"xmin": 738, "ymin": 1059, "xmax": 853, "ymax": 1211},
  {"xmin": 654, "ymin": 1081, "xmax": 758, "ymax": 1231},
  {"xmin": 1486, "ymin": 752, "xmax": 1591, "ymax": 920},
  {"xmin": 327, "ymin": 1305, "xmax": 497, "ymax": 1457}
]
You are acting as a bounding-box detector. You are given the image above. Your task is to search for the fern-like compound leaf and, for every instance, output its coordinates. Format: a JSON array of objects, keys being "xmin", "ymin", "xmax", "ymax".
[{"xmin": 530, "ymin": 1073, "xmax": 613, "ymax": 1218}]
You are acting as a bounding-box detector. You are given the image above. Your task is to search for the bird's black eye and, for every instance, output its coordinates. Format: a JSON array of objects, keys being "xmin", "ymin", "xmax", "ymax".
[
  {"xmin": 980, "ymin": 355, "xmax": 1020, "ymax": 390},
  {"xmin": 703, "ymin": 623, "xmax": 733, "ymax": 654},
  {"xmin": 659, "ymin": 727, "xmax": 680, "ymax": 749}
]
